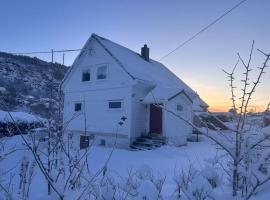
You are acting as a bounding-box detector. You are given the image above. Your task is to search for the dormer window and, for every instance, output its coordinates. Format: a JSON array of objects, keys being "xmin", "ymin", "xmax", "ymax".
[
  {"xmin": 97, "ymin": 66, "xmax": 107, "ymax": 80},
  {"xmin": 82, "ymin": 70, "xmax": 90, "ymax": 82}
]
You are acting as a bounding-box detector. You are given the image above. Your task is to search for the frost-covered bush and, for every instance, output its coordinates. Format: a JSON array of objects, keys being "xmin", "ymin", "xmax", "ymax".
[
  {"xmin": 136, "ymin": 165, "xmax": 153, "ymax": 181},
  {"xmin": 138, "ymin": 180, "xmax": 159, "ymax": 200},
  {"xmin": 201, "ymin": 165, "xmax": 221, "ymax": 188},
  {"xmin": 135, "ymin": 165, "xmax": 164, "ymax": 199},
  {"xmin": 96, "ymin": 165, "xmax": 164, "ymax": 200},
  {"xmin": 188, "ymin": 176, "xmax": 212, "ymax": 200},
  {"xmin": 100, "ymin": 173, "xmax": 117, "ymax": 200},
  {"xmin": 18, "ymin": 155, "xmax": 36, "ymax": 200},
  {"xmin": 174, "ymin": 165, "xmax": 215, "ymax": 200}
]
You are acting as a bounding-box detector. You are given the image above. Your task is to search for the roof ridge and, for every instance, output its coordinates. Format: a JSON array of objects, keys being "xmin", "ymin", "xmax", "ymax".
[
  {"xmin": 92, "ymin": 34, "xmax": 197, "ymax": 94},
  {"xmin": 92, "ymin": 34, "xmax": 136, "ymax": 80},
  {"xmin": 92, "ymin": 34, "xmax": 150, "ymax": 60}
]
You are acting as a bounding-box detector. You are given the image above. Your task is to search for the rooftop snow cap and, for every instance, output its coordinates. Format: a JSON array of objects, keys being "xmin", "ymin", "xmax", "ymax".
[{"xmin": 141, "ymin": 44, "xmax": 149, "ymax": 61}]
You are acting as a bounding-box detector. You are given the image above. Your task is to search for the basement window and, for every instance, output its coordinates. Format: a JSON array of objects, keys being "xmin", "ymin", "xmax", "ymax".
[
  {"xmin": 97, "ymin": 66, "xmax": 107, "ymax": 80},
  {"xmin": 108, "ymin": 101, "xmax": 122, "ymax": 109},
  {"xmin": 74, "ymin": 103, "xmax": 82, "ymax": 112},
  {"xmin": 82, "ymin": 70, "xmax": 91, "ymax": 82},
  {"xmin": 100, "ymin": 139, "xmax": 106, "ymax": 146}
]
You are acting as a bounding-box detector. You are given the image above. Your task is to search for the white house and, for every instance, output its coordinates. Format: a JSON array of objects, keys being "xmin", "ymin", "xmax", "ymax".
[{"xmin": 61, "ymin": 33, "xmax": 208, "ymax": 148}]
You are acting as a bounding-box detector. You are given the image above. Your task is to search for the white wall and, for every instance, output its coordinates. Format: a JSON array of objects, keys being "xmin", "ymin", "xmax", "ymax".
[
  {"xmin": 130, "ymin": 83, "xmax": 153, "ymax": 141},
  {"xmin": 163, "ymin": 93, "xmax": 193, "ymax": 146},
  {"xmin": 62, "ymin": 37, "xmax": 133, "ymax": 94},
  {"xmin": 62, "ymin": 36, "xmax": 194, "ymax": 148},
  {"xmin": 62, "ymin": 37, "xmax": 135, "ymax": 147},
  {"xmin": 64, "ymin": 87, "xmax": 132, "ymax": 136}
]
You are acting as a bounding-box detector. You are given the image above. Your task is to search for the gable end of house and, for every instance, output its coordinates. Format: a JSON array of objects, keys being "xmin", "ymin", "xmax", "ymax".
[{"xmin": 168, "ymin": 90, "xmax": 193, "ymax": 103}]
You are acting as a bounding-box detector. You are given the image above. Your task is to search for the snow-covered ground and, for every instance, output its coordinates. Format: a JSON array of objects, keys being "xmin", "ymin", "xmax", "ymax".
[
  {"xmin": 89, "ymin": 138, "xmax": 217, "ymax": 197},
  {"xmin": 1, "ymin": 134, "xmax": 270, "ymax": 199},
  {"xmin": 1, "ymin": 135, "xmax": 217, "ymax": 199}
]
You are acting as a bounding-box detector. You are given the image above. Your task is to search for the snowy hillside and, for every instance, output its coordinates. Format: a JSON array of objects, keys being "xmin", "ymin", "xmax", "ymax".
[{"xmin": 0, "ymin": 52, "xmax": 68, "ymax": 118}]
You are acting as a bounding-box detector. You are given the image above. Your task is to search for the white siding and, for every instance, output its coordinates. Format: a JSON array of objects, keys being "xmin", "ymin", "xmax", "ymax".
[
  {"xmin": 62, "ymin": 35, "xmax": 195, "ymax": 148},
  {"xmin": 130, "ymin": 84, "xmax": 153, "ymax": 141},
  {"xmin": 62, "ymin": 37, "xmax": 135, "ymax": 147},
  {"xmin": 64, "ymin": 87, "xmax": 132, "ymax": 136},
  {"xmin": 62, "ymin": 38, "xmax": 133, "ymax": 93},
  {"xmin": 163, "ymin": 93, "xmax": 193, "ymax": 146}
]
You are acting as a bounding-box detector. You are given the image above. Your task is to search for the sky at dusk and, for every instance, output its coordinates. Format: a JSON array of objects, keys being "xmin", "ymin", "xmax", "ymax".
[{"xmin": 1, "ymin": 0, "xmax": 270, "ymax": 112}]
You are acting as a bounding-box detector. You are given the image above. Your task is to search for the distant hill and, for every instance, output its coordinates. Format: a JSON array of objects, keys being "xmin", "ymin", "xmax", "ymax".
[{"xmin": 0, "ymin": 52, "xmax": 69, "ymax": 118}]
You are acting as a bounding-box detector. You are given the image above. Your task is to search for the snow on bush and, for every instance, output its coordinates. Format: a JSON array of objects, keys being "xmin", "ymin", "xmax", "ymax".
[
  {"xmin": 173, "ymin": 164, "xmax": 215, "ymax": 200},
  {"xmin": 121, "ymin": 172, "xmax": 140, "ymax": 197},
  {"xmin": 0, "ymin": 110, "xmax": 41, "ymax": 123},
  {"xmin": 201, "ymin": 165, "xmax": 221, "ymax": 188},
  {"xmin": 0, "ymin": 86, "xmax": 6, "ymax": 93},
  {"xmin": 188, "ymin": 176, "xmax": 212, "ymax": 200},
  {"xmin": 137, "ymin": 180, "xmax": 159, "ymax": 200},
  {"xmin": 100, "ymin": 173, "xmax": 117, "ymax": 200},
  {"xmin": 136, "ymin": 165, "xmax": 153, "ymax": 181}
]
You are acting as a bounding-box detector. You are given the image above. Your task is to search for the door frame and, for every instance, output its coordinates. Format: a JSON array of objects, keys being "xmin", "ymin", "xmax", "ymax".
[{"xmin": 148, "ymin": 104, "xmax": 163, "ymax": 135}]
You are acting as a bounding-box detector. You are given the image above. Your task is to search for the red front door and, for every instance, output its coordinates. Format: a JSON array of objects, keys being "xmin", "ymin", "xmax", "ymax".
[{"xmin": 149, "ymin": 104, "xmax": 163, "ymax": 134}]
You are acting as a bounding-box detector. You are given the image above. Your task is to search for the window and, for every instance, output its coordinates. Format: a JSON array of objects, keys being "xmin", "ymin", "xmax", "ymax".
[
  {"xmin": 74, "ymin": 103, "xmax": 82, "ymax": 112},
  {"xmin": 100, "ymin": 139, "xmax": 106, "ymax": 146},
  {"xmin": 97, "ymin": 66, "xmax": 107, "ymax": 80},
  {"xmin": 82, "ymin": 70, "xmax": 90, "ymax": 82},
  {"xmin": 108, "ymin": 101, "xmax": 122, "ymax": 109},
  {"xmin": 176, "ymin": 104, "xmax": 183, "ymax": 112}
]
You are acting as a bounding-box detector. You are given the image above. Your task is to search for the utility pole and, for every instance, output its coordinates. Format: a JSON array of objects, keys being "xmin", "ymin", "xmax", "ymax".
[
  {"xmin": 51, "ymin": 49, "xmax": 54, "ymax": 63},
  {"xmin": 62, "ymin": 53, "xmax": 65, "ymax": 65},
  {"xmin": 47, "ymin": 48, "xmax": 54, "ymax": 195}
]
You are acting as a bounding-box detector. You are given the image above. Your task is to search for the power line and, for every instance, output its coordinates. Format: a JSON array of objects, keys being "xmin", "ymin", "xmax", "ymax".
[
  {"xmin": 159, "ymin": 0, "xmax": 249, "ymax": 61},
  {"xmin": 9, "ymin": 48, "xmax": 82, "ymax": 55},
  {"xmin": 8, "ymin": 48, "xmax": 82, "ymax": 65},
  {"xmin": 7, "ymin": 0, "xmax": 249, "ymax": 62}
]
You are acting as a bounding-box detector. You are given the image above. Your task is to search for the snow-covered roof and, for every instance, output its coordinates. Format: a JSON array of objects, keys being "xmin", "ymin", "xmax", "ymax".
[
  {"xmin": 91, "ymin": 34, "xmax": 208, "ymax": 109},
  {"xmin": 142, "ymin": 86, "xmax": 192, "ymax": 104},
  {"xmin": 92, "ymin": 34, "xmax": 196, "ymax": 91},
  {"xmin": 62, "ymin": 33, "xmax": 208, "ymax": 110}
]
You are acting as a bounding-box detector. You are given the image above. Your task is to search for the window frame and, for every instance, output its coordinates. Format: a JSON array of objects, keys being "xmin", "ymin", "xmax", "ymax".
[
  {"xmin": 108, "ymin": 100, "xmax": 123, "ymax": 110},
  {"xmin": 96, "ymin": 65, "xmax": 108, "ymax": 80},
  {"xmin": 81, "ymin": 69, "xmax": 91, "ymax": 82},
  {"xmin": 74, "ymin": 102, "xmax": 82, "ymax": 112},
  {"xmin": 176, "ymin": 104, "xmax": 184, "ymax": 112}
]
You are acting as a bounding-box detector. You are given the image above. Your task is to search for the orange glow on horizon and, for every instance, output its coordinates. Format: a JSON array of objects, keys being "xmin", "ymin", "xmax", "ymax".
[
  {"xmin": 207, "ymin": 103, "xmax": 267, "ymax": 113},
  {"xmin": 198, "ymin": 91, "xmax": 267, "ymax": 113},
  {"xmin": 185, "ymin": 75, "xmax": 270, "ymax": 113},
  {"xmin": 184, "ymin": 78, "xmax": 269, "ymax": 113}
]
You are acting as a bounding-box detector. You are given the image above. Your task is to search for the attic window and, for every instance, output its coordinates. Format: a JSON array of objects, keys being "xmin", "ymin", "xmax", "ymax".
[
  {"xmin": 176, "ymin": 104, "xmax": 184, "ymax": 112},
  {"xmin": 82, "ymin": 70, "xmax": 91, "ymax": 82},
  {"xmin": 97, "ymin": 66, "xmax": 107, "ymax": 80}
]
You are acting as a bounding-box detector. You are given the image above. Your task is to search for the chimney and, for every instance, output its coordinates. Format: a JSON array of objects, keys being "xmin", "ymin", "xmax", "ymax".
[{"xmin": 141, "ymin": 44, "xmax": 149, "ymax": 61}]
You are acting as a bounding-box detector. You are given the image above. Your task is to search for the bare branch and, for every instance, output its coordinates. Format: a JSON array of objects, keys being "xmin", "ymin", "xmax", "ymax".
[
  {"xmin": 222, "ymin": 57, "xmax": 239, "ymax": 112},
  {"xmin": 3, "ymin": 106, "xmax": 64, "ymax": 200},
  {"xmin": 244, "ymin": 49, "xmax": 270, "ymax": 115}
]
